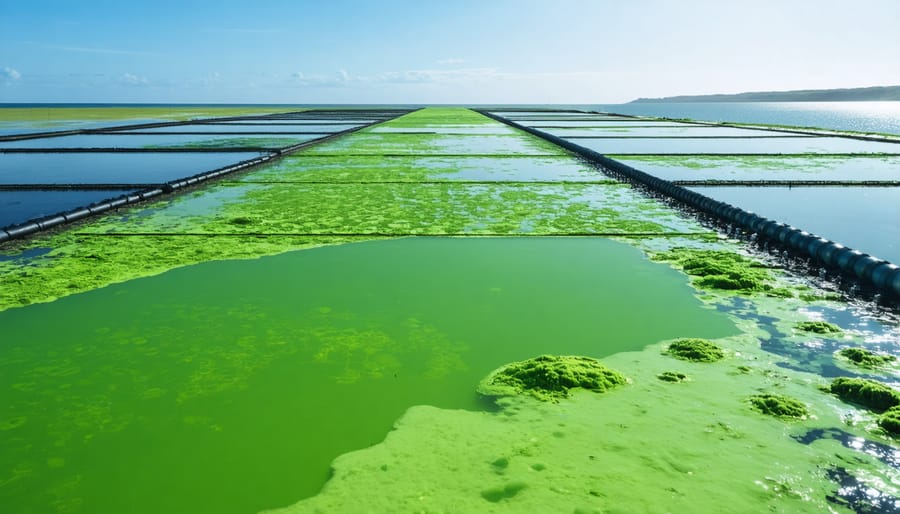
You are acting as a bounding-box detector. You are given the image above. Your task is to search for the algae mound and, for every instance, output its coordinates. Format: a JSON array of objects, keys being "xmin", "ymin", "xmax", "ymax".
[
  {"xmin": 657, "ymin": 371, "xmax": 688, "ymax": 383},
  {"xmin": 665, "ymin": 338, "xmax": 725, "ymax": 363},
  {"xmin": 653, "ymin": 248, "xmax": 778, "ymax": 294},
  {"xmin": 796, "ymin": 321, "xmax": 842, "ymax": 334},
  {"xmin": 830, "ymin": 377, "xmax": 900, "ymax": 412},
  {"xmin": 477, "ymin": 355, "xmax": 626, "ymax": 401},
  {"xmin": 748, "ymin": 394, "xmax": 808, "ymax": 419},
  {"xmin": 838, "ymin": 347, "xmax": 896, "ymax": 368},
  {"xmin": 878, "ymin": 406, "xmax": 900, "ymax": 436}
]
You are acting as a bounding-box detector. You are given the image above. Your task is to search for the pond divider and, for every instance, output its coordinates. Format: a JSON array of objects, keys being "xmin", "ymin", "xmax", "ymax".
[
  {"xmin": 479, "ymin": 110, "xmax": 900, "ymax": 298},
  {"xmin": 0, "ymin": 109, "xmax": 417, "ymax": 244},
  {"xmin": 71, "ymin": 231, "xmax": 711, "ymax": 238},
  {"xmin": 671, "ymin": 180, "xmax": 900, "ymax": 187}
]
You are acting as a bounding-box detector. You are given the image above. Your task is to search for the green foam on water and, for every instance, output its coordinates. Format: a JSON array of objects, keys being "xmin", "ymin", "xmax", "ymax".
[
  {"xmin": 81, "ymin": 182, "xmax": 701, "ymax": 236},
  {"xmin": 269, "ymin": 333, "xmax": 891, "ymax": 513},
  {"xmin": 0, "ymin": 106, "xmax": 303, "ymax": 126},
  {"xmin": 0, "ymin": 237, "xmax": 737, "ymax": 514},
  {"xmin": 235, "ymin": 155, "xmax": 611, "ymax": 183}
]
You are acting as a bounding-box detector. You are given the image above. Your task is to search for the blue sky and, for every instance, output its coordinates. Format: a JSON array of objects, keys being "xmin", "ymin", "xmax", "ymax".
[{"xmin": 1, "ymin": 0, "xmax": 899, "ymax": 103}]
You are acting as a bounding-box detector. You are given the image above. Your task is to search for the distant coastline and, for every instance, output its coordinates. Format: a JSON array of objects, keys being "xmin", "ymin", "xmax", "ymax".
[{"xmin": 631, "ymin": 85, "xmax": 900, "ymax": 103}]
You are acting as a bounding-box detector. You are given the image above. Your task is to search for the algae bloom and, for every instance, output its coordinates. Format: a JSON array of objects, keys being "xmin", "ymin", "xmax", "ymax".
[
  {"xmin": 838, "ymin": 347, "xmax": 896, "ymax": 369},
  {"xmin": 830, "ymin": 377, "xmax": 900, "ymax": 412},
  {"xmin": 748, "ymin": 394, "xmax": 808, "ymax": 419},
  {"xmin": 795, "ymin": 321, "xmax": 842, "ymax": 334},
  {"xmin": 878, "ymin": 406, "xmax": 900, "ymax": 436},
  {"xmin": 665, "ymin": 338, "xmax": 725, "ymax": 363},
  {"xmin": 657, "ymin": 371, "xmax": 688, "ymax": 382},
  {"xmin": 477, "ymin": 355, "xmax": 627, "ymax": 401},
  {"xmin": 653, "ymin": 248, "xmax": 777, "ymax": 294}
]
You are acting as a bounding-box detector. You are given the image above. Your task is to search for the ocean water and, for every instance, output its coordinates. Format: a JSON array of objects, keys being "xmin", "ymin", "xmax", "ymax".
[{"xmin": 589, "ymin": 102, "xmax": 900, "ymax": 135}]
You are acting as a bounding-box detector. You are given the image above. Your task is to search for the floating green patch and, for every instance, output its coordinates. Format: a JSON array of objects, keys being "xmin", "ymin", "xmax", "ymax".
[
  {"xmin": 0, "ymin": 234, "xmax": 368, "ymax": 311},
  {"xmin": 379, "ymin": 107, "xmax": 496, "ymax": 127},
  {"xmin": 830, "ymin": 377, "xmax": 900, "ymax": 412},
  {"xmin": 838, "ymin": 348, "xmax": 896, "ymax": 369},
  {"xmin": 146, "ymin": 136, "xmax": 304, "ymax": 149},
  {"xmin": 796, "ymin": 321, "xmax": 842, "ymax": 334},
  {"xmin": 82, "ymin": 182, "xmax": 696, "ymax": 236},
  {"xmin": 653, "ymin": 248, "xmax": 781, "ymax": 295},
  {"xmin": 0, "ymin": 106, "xmax": 300, "ymax": 125},
  {"xmin": 657, "ymin": 371, "xmax": 688, "ymax": 382},
  {"xmin": 477, "ymin": 355, "xmax": 627, "ymax": 402},
  {"xmin": 748, "ymin": 394, "xmax": 808, "ymax": 419},
  {"xmin": 235, "ymin": 155, "xmax": 609, "ymax": 183},
  {"xmin": 665, "ymin": 338, "xmax": 725, "ymax": 363},
  {"xmin": 301, "ymin": 132, "xmax": 566, "ymax": 156}
]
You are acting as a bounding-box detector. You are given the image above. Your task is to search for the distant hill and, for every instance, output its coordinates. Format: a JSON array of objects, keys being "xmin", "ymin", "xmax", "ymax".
[{"xmin": 631, "ymin": 85, "xmax": 900, "ymax": 103}]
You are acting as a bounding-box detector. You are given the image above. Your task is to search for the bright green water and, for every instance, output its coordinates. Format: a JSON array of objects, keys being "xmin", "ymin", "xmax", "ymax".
[{"xmin": 0, "ymin": 237, "xmax": 736, "ymax": 514}]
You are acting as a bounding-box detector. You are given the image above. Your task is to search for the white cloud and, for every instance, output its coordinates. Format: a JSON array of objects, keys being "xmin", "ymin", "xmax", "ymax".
[
  {"xmin": 2, "ymin": 67, "xmax": 21, "ymax": 81},
  {"xmin": 122, "ymin": 73, "xmax": 149, "ymax": 86},
  {"xmin": 437, "ymin": 58, "xmax": 465, "ymax": 65}
]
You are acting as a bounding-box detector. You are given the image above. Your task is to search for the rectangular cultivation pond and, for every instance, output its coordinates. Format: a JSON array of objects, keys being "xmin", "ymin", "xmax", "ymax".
[
  {"xmin": 1, "ymin": 106, "xmax": 899, "ymax": 514},
  {"xmin": 690, "ymin": 185, "xmax": 900, "ymax": 263},
  {"xmin": 0, "ymin": 133, "xmax": 322, "ymax": 150},
  {"xmin": 0, "ymin": 152, "xmax": 267, "ymax": 184}
]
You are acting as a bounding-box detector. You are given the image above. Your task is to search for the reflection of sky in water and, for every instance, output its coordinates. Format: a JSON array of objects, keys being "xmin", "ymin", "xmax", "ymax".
[
  {"xmin": 523, "ymin": 121, "xmax": 698, "ymax": 128},
  {"xmin": 612, "ymin": 156, "xmax": 900, "ymax": 182},
  {"xmin": 0, "ymin": 246, "xmax": 52, "ymax": 262},
  {"xmin": 541, "ymin": 126, "xmax": 800, "ymax": 138},
  {"xmin": 690, "ymin": 186, "xmax": 900, "ymax": 264},
  {"xmin": 1, "ymin": 190, "xmax": 138, "ymax": 228},
  {"xmin": 0, "ymin": 152, "xmax": 267, "ymax": 184},
  {"xmin": 568, "ymin": 136, "xmax": 900, "ymax": 154},
  {"xmin": 0, "ymin": 133, "xmax": 317, "ymax": 149},
  {"xmin": 114, "ymin": 123, "xmax": 359, "ymax": 134},
  {"xmin": 591, "ymin": 101, "xmax": 900, "ymax": 135},
  {"xmin": 0, "ymin": 118, "xmax": 168, "ymax": 136}
]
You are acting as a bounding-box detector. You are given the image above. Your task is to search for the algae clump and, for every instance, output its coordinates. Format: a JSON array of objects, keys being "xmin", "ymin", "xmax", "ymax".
[
  {"xmin": 477, "ymin": 355, "xmax": 626, "ymax": 401},
  {"xmin": 878, "ymin": 406, "xmax": 900, "ymax": 436},
  {"xmin": 796, "ymin": 321, "xmax": 842, "ymax": 334},
  {"xmin": 838, "ymin": 347, "xmax": 896, "ymax": 369},
  {"xmin": 748, "ymin": 394, "xmax": 808, "ymax": 419},
  {"xmin": 830, "ymin": 377, "xmax": 900, "ymax": 412},
  {"xmin": 657, "ymin": 371, "xmax": 688, "ymax": 382},
  {"xmin": 653, "ymin": 248, "xmax": 778, "ymax": 294},
  {"xmin": 665, "ymin": 338, "xmax": 724, "ymax": 363}
]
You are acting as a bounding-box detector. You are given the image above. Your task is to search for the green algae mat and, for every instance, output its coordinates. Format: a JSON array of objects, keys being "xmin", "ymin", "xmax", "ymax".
[
  {"xmin": 0, "ymin": 237, "xmax": 736, "ymax": 514},
  {"xmin": 0, "ymin": 106, "xmax": 302, "ymax": 126},
  {"xmin": 2, "ymin": 107, "xmax": 899, "ymax": 514}
]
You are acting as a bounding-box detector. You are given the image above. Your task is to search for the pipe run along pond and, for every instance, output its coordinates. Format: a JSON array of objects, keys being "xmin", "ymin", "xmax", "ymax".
[{"xmin": 0, "ymin": 107, "xmax": 899, "ymax": 514}]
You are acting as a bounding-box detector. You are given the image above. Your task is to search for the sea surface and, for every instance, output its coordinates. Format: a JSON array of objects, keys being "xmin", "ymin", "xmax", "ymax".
[{"xmin": 590, "ymin": 101, "xmax": 900, "ymax": 135}]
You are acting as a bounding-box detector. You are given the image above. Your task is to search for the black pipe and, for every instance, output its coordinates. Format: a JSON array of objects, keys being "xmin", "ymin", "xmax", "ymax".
[{"xmin": 478, "ymin": 109, "xmax": 900, "ymax": 298}]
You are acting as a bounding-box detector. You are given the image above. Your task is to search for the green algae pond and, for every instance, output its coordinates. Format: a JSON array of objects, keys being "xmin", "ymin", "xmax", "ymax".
[
  {"xmin": 2, "ymin": 106, "xmax": 900, "ymax": 513},
  {"xmin": 0, "ymin": 237, "xmax": 735, "ymax": 513}
]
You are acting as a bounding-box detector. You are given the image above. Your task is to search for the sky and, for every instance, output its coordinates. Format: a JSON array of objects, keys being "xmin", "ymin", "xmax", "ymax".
[{"xmin": 1, "ymin": 0, "xmax": 899, "ymax": 104}]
